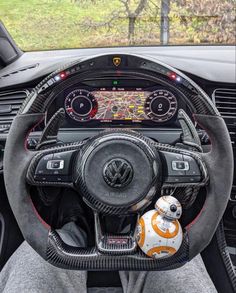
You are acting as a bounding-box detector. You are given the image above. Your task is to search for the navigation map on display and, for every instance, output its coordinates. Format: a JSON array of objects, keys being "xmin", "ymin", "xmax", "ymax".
[{"xmin": 92, "ymin": 90, "xmax": 149, "ymax": 120}]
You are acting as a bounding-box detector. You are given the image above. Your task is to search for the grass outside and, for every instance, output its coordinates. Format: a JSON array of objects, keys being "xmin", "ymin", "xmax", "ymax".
[
  {"xmin": 0, "ymin": 0, "xmax": 123, "ymax": 50},
  {"xmin": 0, "ymin": 0, "xmax": 235, "ymax": 51}
]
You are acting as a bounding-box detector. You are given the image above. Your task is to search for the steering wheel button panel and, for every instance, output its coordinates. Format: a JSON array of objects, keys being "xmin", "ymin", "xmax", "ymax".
[
  {"xmin": 161, "ymin": 151, "xmax": 203, "ymax": 184},
  {"xmin": 33, "ymin": 150, "xmax": 75, "ymax": 183}
]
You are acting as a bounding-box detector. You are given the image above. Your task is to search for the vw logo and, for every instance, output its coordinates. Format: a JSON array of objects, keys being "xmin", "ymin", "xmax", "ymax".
[{"xmin": 103, "ymin": 158, "xmax": 133, "ymax": 188}]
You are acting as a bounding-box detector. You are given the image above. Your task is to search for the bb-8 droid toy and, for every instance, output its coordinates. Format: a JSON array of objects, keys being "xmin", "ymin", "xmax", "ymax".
[{"xmin": 136, "ymin": 196, "xmax": 183, "ymax": 259}]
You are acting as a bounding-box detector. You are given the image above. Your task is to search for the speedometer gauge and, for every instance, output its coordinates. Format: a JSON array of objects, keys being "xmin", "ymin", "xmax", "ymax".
[
  {"xmin": 65, "ymin": 89, "xmax": 98, "ymax": 122},
  {"xmin": 144, "ymin": 89, "xmax": 177, "ymax": 122}
]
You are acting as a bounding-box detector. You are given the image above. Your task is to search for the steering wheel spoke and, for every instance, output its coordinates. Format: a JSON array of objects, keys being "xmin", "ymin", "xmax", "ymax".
[
  {"xmin": 94, "ymin": 212, "xmax": 138, "ymax": 254},
  {"xmin": 155, "ymin": 144, "xmax": 208, "ymax": 187},
  {"xmin": 26, "ymin": 144, "xmax": 83, "ymax": 188}
]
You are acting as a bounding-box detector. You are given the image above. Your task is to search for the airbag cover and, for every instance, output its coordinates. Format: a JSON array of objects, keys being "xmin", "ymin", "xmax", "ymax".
[{"xmin": 76, "ymin": 131, "xmax": 160, "ymax": 211}]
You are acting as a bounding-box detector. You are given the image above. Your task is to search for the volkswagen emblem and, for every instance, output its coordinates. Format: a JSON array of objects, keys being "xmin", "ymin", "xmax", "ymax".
[{"xmin": 103, "ymin": 158, "xmax": 133, "ymax": 188}]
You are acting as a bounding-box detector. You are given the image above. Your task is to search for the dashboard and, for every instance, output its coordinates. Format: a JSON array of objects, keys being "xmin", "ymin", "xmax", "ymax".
[{"xmin": 47, "ymin": 77, "xmax": 186, "ymax": 128}]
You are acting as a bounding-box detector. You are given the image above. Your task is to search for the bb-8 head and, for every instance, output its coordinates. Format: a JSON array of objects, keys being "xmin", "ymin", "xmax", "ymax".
[
  {"xmin": 155, "ymin": 196, "xmax": 182, "ymax": 220},
  {"xmin": 136, "ymin": 196, "xmax": 183, "ymax": 259}
]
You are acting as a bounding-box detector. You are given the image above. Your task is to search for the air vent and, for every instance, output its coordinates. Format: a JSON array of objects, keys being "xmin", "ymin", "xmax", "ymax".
[
  {"xmin": 229, "ymin": 128, "xmax": 236, "ymax": 142},
  {"xmin": 231, "ymin": 185, "xmax": 236, "ymax": 201},
  {"xmin": 213, "ymin": 88, "xmax": 236, "ymax": 119},
  {"xmin": 0, "ymin": 90, "xmax": 29, "ymax": 131}
]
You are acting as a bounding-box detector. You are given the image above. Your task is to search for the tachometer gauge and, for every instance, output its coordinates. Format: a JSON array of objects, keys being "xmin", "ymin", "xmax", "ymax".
[
  {"xmin": 144, "ymin": 89, "xmax": 177, "ymax": 122},
  {"xmin": 65, "ymin": 89, "xmax": 98, "ymax": 122}
]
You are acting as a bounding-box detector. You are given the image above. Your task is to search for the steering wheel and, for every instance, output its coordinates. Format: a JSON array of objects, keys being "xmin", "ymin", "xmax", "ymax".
[{"xmin": 3, "ymin": 54, "xmax": 233, "ymax": 271}]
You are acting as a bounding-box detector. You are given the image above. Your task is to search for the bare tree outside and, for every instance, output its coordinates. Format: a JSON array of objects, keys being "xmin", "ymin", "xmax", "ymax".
[
  {"xmin": 0, "ymin": 0, "xmax": 235, "ymax": 51},
  {"xmin": 78, "ymin": 0, "xmax": 235, "ymax": 47},
  {"xmin": 79, "ymin": 0, "xmax": 151, "ymax": 45}
]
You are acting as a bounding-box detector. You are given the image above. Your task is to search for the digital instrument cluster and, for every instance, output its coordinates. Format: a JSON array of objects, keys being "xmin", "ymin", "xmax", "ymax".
[
  {"xmin": 64, "ymin": 87, "xmax": 178, "ymax": 124},
  {"xmin": 45, "ymin": 77, "xmax": 183, "ymax": 127}
]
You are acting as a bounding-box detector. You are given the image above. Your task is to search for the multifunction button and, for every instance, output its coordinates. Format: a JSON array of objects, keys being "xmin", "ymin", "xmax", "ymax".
[
  {"xmin": 172, "ymin": 161, "xmax": 189, "ymax": 171},
  {"xmin": 47, "ymin": 160, "xmax": 64, "ymax": 170}
]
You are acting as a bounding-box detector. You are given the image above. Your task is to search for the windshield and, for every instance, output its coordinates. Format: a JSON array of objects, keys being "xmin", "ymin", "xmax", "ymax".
[{"xmin": 0, "ymin": 0, "xmax": 235, "ymax": 51}]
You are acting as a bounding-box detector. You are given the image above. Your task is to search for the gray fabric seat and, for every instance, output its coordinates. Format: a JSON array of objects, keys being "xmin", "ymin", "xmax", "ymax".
[
  {"xmin": 0, "ymin": 241, "xmax": 217, "ymax": 293},
  {"xmin": 88, "ymin": 288, "xmax": 123, "ymax": 293}
]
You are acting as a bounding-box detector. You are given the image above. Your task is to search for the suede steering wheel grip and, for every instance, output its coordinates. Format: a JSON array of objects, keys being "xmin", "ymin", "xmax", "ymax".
[
  {"xmin": 187, "ymin": 114, "xmax": 234, "ymax": 259},
  {"xmin": 3, "ymin": 113, "xmax": 49, "ymax": 258},
  {"xmin": 3, "ymin": 54, "xmax": 234, "ymax": 270}
]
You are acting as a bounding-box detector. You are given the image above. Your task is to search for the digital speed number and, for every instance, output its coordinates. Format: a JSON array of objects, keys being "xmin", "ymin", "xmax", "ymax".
[{"xmin": 144, "ymin": 89, "xmax": 178, "ymax": 122}]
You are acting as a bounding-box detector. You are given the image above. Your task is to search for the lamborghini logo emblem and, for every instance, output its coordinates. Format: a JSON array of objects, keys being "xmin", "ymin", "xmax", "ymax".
[{"xmin": 113, "ymin": 57, "xmax": 121, "ymax": 67}]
